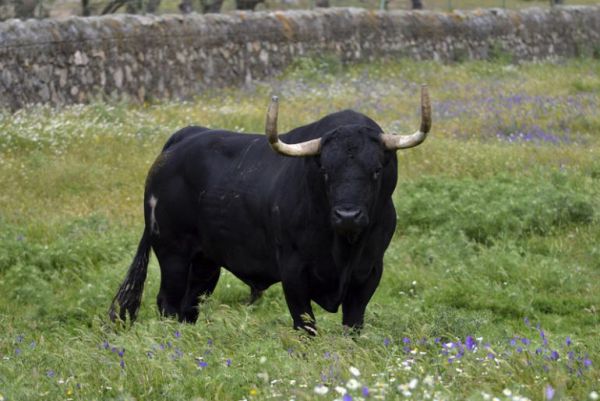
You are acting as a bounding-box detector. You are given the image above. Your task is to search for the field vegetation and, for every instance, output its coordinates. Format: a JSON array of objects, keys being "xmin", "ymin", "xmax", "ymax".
[{"xmin": 0, "ymin": 58, "xmax": 599, "ymax": 400}]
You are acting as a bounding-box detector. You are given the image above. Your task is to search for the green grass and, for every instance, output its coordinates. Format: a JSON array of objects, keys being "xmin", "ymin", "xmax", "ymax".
[{"xmin": 0, "ymin": 58, "xmax": 599, "ymax": 400}]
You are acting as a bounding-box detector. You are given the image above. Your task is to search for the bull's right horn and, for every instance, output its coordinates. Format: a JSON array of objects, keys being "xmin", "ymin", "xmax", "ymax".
[
  {"xmin": 265, "ymin": 96, "xmax": 321, "ymax": 157},
  {"xmin": 381, "ymin": 85, "xmax": 432, "ymax": 150}
]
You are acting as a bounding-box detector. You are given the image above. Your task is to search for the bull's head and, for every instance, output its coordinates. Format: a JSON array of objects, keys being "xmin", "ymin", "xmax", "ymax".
[{"xmin": 265, "ymin": 86, "xmax": 431, "ymax": 239}]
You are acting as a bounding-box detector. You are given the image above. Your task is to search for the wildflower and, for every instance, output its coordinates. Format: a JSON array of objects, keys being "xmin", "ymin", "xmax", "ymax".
[
  {"xmin": 402, "ymin": 337, "xmax": 411, "ymax": 344},
  {"xmin": 565, "ymin": 336, "xmax": 571, "ymax": 346},
  {"xmin": 343, "ymin": 394, "xmax": 353, "ymax": 401},
  {"xmin": 524, "ymin": 317, "xmax": 531, "ymax": 327},
  {"xmin": 521, "ymin": 338, "xmax": 531, "ymax": 345},
  {"xmin": 423, "ymin": 375, "xmax": 434, "ymax": 387},
  {"xmin": 549, "ymin": 351, "xmax": 559, "ymax": 361},
  {"xmin": 407, "ymin": 378, "xmax": 418, "ymax": 390},
  {"xmin": 545, "ymin": 384, "xmax": 555, "ymax": 400},
  {"xmin": 120, "ymin": 359, "xmax": 125, "ymax": 369},
  {"xmin": 15, "ymin": 348, "xmax": 21, "ymax": 356},
  {"xmin": 259, "ymin": 356, "xmax": 267, "ymax": 364},
  {"xmin": 174, "ymin": 330, "xmax": 181, "ymax": 338},
  {"xmin": 589, "ymin": 391, "xmax": 599, "ymax": 400},
  {"xmin": 465, "ymin": 336, "xmax": 476, "ymax": 351},
  {"xmin": 0, "ymin": 393, "xmax": 4, "ymax": 401},
  {"xmin": 226, "ymin": 358, "xmax": 232, "ymax": 367},
  {"xmin": 347, "ymin": 379, "xmax": 360, "ymax": 390},
  {"xmin": 584, "ymin": 358, "xmax": 592, "ymax": 368},
  {"xmin": 314, "ymin": 384, "xmax": 329, "ymax": 395},
  {"xmin": 384, "ymin": 338, "xmax": 391, "ymax": 347},
  {"xmin": 335, "ymin": 386, "xmax": 347, "ymax": 395},
  {"xmin": 47, "ymin": 370, "xmax": 55, "ymax": 378},
  {"xmin": 503, "ymin": 389, "xmax": 512, "ymax": 397},
  {"xmin": 102, "ymin": 340, "xmax": 109, "ymax": 350},
  {"xmin": 249, "ymin": 388, "xmax": 258, "ymax": 396},
  {"xmin": 198, "ymin": 361, "xmax": 208, "ymax": 368},
  {"xmin": 118, "ymin": 348, "xmax": 125, "ymax": 358},
  {"xmin": 349, "ymin": 366, "xmax": 360, "ymax": 377},
  {"xmin": 362, "ymin": 386, "xmax": 370, "ymax": 397}
]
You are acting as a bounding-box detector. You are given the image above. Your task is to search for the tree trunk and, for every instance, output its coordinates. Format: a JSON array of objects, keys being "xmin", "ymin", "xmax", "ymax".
[
  {"xmin": 202, "ymin": 0, "xmax": 224, "ymax": 13},
  {"xmin": 14, "ymin": 0, "xmax": 37, "ymax": 19},
  {"xmin": 411, "ymin": 0, "xmax": 423, "ymax": 9},
  {"xmin": 315, "ymin": 0, "xmax": 330, "ymax": 7},
  {"xmin": 235, "ymin": 0, "xmax": 263, "ymax": 10},
  {"xmin": 178, "ymin": 0, "xmax": 193, "ymax": 13},
  {"xmin": 146, "ymin": 0, "xmax": 161, "ymax": 12}
]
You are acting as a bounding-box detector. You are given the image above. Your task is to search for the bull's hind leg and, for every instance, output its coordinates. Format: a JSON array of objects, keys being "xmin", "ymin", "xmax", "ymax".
[
  {"xmin": 154, "ymin": 250, "xmax": 191, "ymax": 321},
  {"xmin": 180, "ymin": 253, "xmax": 221, "ymax": 323}
]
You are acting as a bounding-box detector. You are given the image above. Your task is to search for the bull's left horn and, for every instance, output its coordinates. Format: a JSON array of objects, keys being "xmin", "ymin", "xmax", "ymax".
[
  {"xmin": 381, "ymin": 84, "xmax": 432, "ymax": 150},
  {"xmin": 265, "ymin": 96, "xmax": 321, "ymax": 157}
]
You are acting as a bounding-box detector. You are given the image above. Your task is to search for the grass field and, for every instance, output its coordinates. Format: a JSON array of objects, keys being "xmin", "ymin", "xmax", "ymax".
[{"xmin": 0, "ymin": 58, "xmax": 599, "ymax": 400}]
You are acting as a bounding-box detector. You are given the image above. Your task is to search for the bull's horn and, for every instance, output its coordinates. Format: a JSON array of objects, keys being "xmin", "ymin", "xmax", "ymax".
[
  {"xmin": 381, "ymin": 85, "xmax": 431, "ymax": 150},
  {"xmin": 265, "ymin": 96, "xmax": 321, "ymax": 157}
]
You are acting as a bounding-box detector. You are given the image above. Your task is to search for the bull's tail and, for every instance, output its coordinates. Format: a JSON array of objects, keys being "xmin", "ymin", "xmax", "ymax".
[{"xmin": 108, "ymin": 229, "xmax": 151, "ymax": 323}]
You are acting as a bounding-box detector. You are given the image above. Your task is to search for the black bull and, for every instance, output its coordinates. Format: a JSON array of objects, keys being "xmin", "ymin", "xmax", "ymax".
[{"xmin": 109, "ymin": 86, "xmax": 431, "ymax": 333}]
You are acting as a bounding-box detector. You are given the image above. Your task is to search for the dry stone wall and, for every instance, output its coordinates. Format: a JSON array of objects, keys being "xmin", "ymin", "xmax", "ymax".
[{"xmin": 1, "ymin": 6, "xmax": 599, "ymax": 109}]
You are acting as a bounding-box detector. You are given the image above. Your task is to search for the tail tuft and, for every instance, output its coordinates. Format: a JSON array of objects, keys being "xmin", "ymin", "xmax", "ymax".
[{"xmin": 108, "ymin": 230, "xmax": 151, "ymax": 323}]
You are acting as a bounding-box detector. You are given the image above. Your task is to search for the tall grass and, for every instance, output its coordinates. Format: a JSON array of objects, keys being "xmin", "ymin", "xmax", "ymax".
[{"xmin": 0, "ymin": 58, "xmax": 599, "ymax": 400}]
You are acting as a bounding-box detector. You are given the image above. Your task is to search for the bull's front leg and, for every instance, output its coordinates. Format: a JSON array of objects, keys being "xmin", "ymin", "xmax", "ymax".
[
  {"xmin": 342, "ymin": 260, "xmax": 383, "ymax": 331},
  {"xmin": 280, "ymin": 255, "xmax": 317, "ymax": 335}
]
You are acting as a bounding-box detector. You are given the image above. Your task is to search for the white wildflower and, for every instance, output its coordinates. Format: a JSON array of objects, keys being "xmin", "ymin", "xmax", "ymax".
[
  {"xmin": 503, "ymin": 389, "xmax": 512, "ymax": 397},
  {"xmin": 423, "ymin": 375, "xmax": 434, "ymax": 387},
  {"xmin": 349, "ymin": 366, "xmax": 361, "ymax": 376},
  {"xmin": 314, "ymin": 384, "xmax": 329, "ymax": 395},
  {"xmin": 335, "ymin": 386, "xmax": 347, "ymax": 395},
  {"xmin": 408, "ymin": 378, "xmax": 419, "ymax": 390},
  {"xmin": 590, "ymin": 392, "xmax": 599, "ymax": 401},
  {"xmin": 259, "ymin": 356, "xmax": 267, "ymax": 364},
  {"xmin": 346, "ymin": 378, "xmax": 360, "ymax": 390},
  {"xmin": 481, "ymin": 392, "xmax": 491, "ymax": 400}
]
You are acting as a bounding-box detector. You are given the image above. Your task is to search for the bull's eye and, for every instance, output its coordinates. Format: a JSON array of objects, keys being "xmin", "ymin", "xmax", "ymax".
[{"xmin": 372, "ymin": 166, "xmax": 382, "ymax": 180}]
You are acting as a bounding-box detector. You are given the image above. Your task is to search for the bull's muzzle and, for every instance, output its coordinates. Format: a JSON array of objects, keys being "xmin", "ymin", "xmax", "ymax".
[{"xmin": 331, "ymin": 206, "xmax": 369, "ymax": 236}]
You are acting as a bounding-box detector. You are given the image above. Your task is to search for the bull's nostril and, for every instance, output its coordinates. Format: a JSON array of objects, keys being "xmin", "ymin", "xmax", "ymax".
[{"xmin": 334, "ymin": 208, "xmax": 362, "ymax": 220}]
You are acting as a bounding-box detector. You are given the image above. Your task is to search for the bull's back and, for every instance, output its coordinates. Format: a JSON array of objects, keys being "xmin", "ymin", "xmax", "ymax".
[{"xmin": 147, "ymin": 129, "xmax": 284, "ymax": 286}]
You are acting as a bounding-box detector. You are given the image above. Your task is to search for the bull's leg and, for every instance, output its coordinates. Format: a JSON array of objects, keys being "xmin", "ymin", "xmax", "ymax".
[
  {"xmin": 154, "ymin": 252, "xmax": 191, "ymax": 321},
  {"xmin": 248, "ymin": 286, "xmax": 263, "ymax": 305},
  {"xmin": 280, "ymin": 259, "xmax": 317, "ymax": 335},
  {"xmin": 342, "ymin": 260, "xmax": 383, "ymax": 331},
  {"xmin": 180, "ymin": 254, "xmax": 221, "ymax": 323}
]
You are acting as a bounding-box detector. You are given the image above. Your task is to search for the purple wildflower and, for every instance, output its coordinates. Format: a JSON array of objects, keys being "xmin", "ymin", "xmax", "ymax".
[
  {"xmin": 521, "ymin": 338, "xmax": 531, "ymax": 345},
  {"xmin": 545, "ymin": 384, "xmax": 555, "ymax": 400},
  {"xmin": 362, "ymin": 386, "xmax": 370, "ymax": 397},
  {"xmin": 120, "ymin": 359, "xmax": 125, "ymax": 369},
  {"xmin": 198, "ymin": 361, "xmax": 208, "ymax": 368},
  {"xmin": 102, "ymin": 340, "xmax": 109, "ymax": 350},
  {"xmin": 118, "ymin": 348, "xmax": 125, "ymax": 358},
  {"xmin": 383, "ymin": 337, "xmax": 391, "ymax": 347},
  {"xmin": 147, "ymin": 351, "xmax": 154, "ymax": 359},
  {"xmin": 584, "ymin": 358, "xmax": 592, "ymax": 368},
  {"xmin": 16, "ymin": 335, "xmax": 24, "ymax": 343},
  {"xmin": 550, "ymin": 351, "xmax": 559, "ymax": 361},
  {"xmin": 29, "ymin": 341, "xmax": 36, "ymax": 349},
  {"xmin": 174, "ymin": 330, "xmax": 181, "ymax": 338},
  {"xmin": 343, "ymin": 394, "xmax": 353, "ymax": 401},
  {"xmin": 465, "ymin": 336, "xmax": 476, "ymax": 351},
  {"xmin": 226, "ymin": 358, "xmax": 232, "ymax": 367},
  {"xmin": 524, "ymin": 317, "xmax": 531, "ymax": 327},
  {"xmin": 402, "ymin": 337, "xmax": 411, "ymax": 344},
  {"xmin": 487, "ymin": 352, "xmax": 495, "ymax": 360},
  {"xmin": 510, "ymin": 338, "xmax": 517, "ymax": 347},
  {"xmin": 15, "ymin": 348, "xmax": 21, "ymax": 356},
  {"xmin": 324, "ymin": 351, "xmax": 331, "ymax": 359},
  {"xmin": 536, "ymin": 348, "xmax": 543, "ymax": 355},
  {"xmin": 47, "ymin": 370, "xmax": 55, "ymax": 378},
  {"xmin": 207, "ymin": 339, "xmax": 213, "ymax": 346},
  {"xmin": 517, "ymin": 347, "xmax": 523, "ymax": 353},
  {"xmin": 565, "ymin": 336, "xmax": 571, "ymax": 346}
]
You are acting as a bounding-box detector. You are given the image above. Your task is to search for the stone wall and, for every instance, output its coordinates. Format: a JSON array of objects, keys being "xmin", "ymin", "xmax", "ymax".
[{"xmin": 1, "ymin": 6, "xmax": 599, "ymax": 109}]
